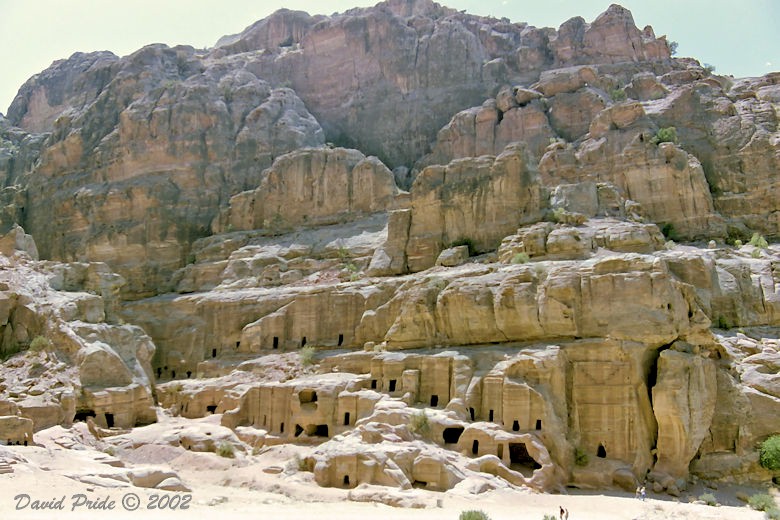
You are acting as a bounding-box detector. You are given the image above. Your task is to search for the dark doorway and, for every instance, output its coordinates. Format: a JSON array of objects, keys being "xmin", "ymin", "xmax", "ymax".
[
  {"xmin": 104, "ymin": 413, "xmax": 114, "ymax": 428},
  {"xmin": 471, "ymin": 439, "xmax": 479, "ymax": 455},
  {"xmin": 535, "ymin": 419, "xmax": 542, "ymax": 431},
  {"xmin": 273, "ymin": 337, "xmax": 279, "ymax": 349},
  {"xmin": 301, "ymin": 337, "xmax": 307, "ymax": 347},
  {"xmin": 235, "ymin": 341, "xmax": 240, "ymax": 349},
  {"xmin": 212, "ymin": 348, "xmax": 217, "ymax": 358},
  {"xmin": 388, "ymin": 379, "xmax": 397, "ymax": 392},
  {"xmin": 442, "ymin": 427, "xmax": 464, "ymax": 444},
  {"xmin": 206, "ymin": 405, "xmax": 217, "ymax": 414},
  {"xmin": 512, "ymin": 420, "xmax": 519, "ymax": 432},
  {"xmin": 343, "ymin": 412, "xmax": 350, "ymax": 426},
  {"xmin": 469, "ymin": 407, "xmax": 475, "ymax": 421},
  {"xmin": 295, "ymin": 424, "xmax": 304, "ymax": 437},
  {"xmin": 157, "ymin": 367, "xmax": 162, "ymax": 378},
  {"xmin": 489, "ymin": 409, "xmax": 494, "ymax": 422},
  {"xmin": 186, "ymin": 371, "xmax": 192, "ymax": 378},
  {"xmin": 509, "ymin": 442, "xmax": 541, "ymax": 470},
  {"xmin": 338, "ymin": 334, "xmax": 344, "ymax": 346},
  {"xmin": 430, "ymin": 395, "xmax": 438, "ymax": 407},
  {"xmin": 280, "ymin": 422, "xmax": 285, "ymax": 434},
  {"xmin": 171, "ymin": 370, "xmax": 176, "ymax": 378},
  {"xmin": 313, "ymin": 424, "xmax": 329, "ymax": 437},
  {"xmin": 597, "ymin": 444, "xmax": 607, "ymax": 458},
  {"xmin": 343, "ymin": 475, "xmax": 350, "ymax": 486},
  {"xmin": 371, "ymin": 379, "xmax": 377, "ymax": 389},
  {"xmin": 74, "ymin": 409, "xmax": 96, "ymax": 422}
]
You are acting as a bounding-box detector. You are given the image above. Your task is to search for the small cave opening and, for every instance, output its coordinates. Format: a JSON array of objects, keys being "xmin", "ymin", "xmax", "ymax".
[
  {"xmin": 430, "ymin": 394, "xmax": 439, "ymax": 407},
  {"xmin": 388, "ymin": 379, "xmax": 397, "ymax": 392},
  {"xmin": 597, "ymin": 443, "xmax": 607, "ymax": 458},
  {"xmin": 469, "ymin": 407, "xmax": 475, "ymax": 421},
  {"xmin": 442, "ymin": 427, "xmax": 464, "ymax": 444},
  {"xmin": 301, "ymin": 337, "xmax": 307, "ymax": 348},
  {"xmin": 104, "ymin": 413, "xmax": 114, "ymax": 428},
  {"xmin": 343, "ymin": 475, "xmax": 350, "ymax": 486},
  {"xmin": 338, "ymin": 334, "xmax": 344, "ymax": 346},
  {"xmin": 212, "ymin": 348, "xmax": 217, "ymax": 358},
  {"xmin": 512, "ymin": 420, "xmax": 520, "ymax": 432},
  {"xmin": 171, "ymin": 370, "xmax": 176, "ymax": 379},
  {"xmin": 371, "ymin": 379, "xmax": 378, "ymax": 390},
  {"xmin": 343, "ymin": 412, "xmax": 350, "ymax": 426},
  {"xmin": 299, "ymin": 390, "xmax": 318, "ymax": 404},
  {"xmin": 535, "ymin": 419, "xmax": 542, "ymax": 431},
  {"xmin": 412, "ymin": 480, "xmax": 427, "ymax": 489},
  {"xmin": 156, "ymin": 367, "xmax": 162, "ymax": 378},
  {"xmin": 186, "ymin": 371, "xmax": 192, "ymax": 379},
  {"xmin": 509, "ymin": 442, "xmax": 542, "ymax": 475},
  {"xmin": 273, "ymin": 336, "xmax": 279, "ymax": 349},
  {"xmin": 471, "ymin": 439, "xmax": 479, "ymax": 455},
  {"xmin": 235, "ymin": 341, "xmax": 240, "ymax": 349},
  {"xmin": 206, "ymin": 405, "xmax": 217, "ymax": 414},
  {"xmin": 489, "ymin": 409, "xmax": 494, "ymax": 422},
  {"xmin": 280, "ymin": 422, "xmax": 285, "ymax": 434},
  {"xmin": 74, "ymin": 409, "xmax": 96, "ymax": 422},
  {"xmin": 295, "ymin": 424, "xmax": 304, "ymax": 437}
]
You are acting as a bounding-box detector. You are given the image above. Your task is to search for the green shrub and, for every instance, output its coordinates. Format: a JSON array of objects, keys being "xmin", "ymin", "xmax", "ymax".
[
  {"xmin": 216, "ymin": 441, "xmax": 235, "ymax": 458},
  {"xmin": 459, "ymin": 510, "xmax": 491, "ymax": 520},
  {"xmin": 611, "ymin": 88, "xmax": 627, "ymax": 102},
  {"xmin": 753, "ymin": 249, "xmax": 763, "ymax": 259},
  {"xmin": 29, "ymin": 336, "xmax": 51, "ymax": 352},
  {"xmin": 767, "ymin": 507, "xmax": 780, "ymax": 520},
  {"xmin": 511, "ymin": 252, "xmax": 530, "ymax": 264},
  {"xmin": 543, "ymin": 515, "xmax": 558, "ymax": 520},
  {"xmin": 660, "ymin": 222, "xmax": 679, "ymax": 241},
  {"xmin": 704, "ymin": 63, "xmax": 716, "ymax": 74},
  {"xmin": 551, "ymin": 207, "xmax": 566, "ymax": 223},
  {"xmin": 699, "ymin": 492, "xmax": 717, "ymax": 506},
  {"xmin": 651, "ymin": 126, "xmax": 678, "ymax": 145},
  {"xmin": 749, "ymin": 493, "xmax": 776, "ymax": 512},
  {"xmin": 759, "ymin": 435, "xmax": 780, "ymax": 471},
  {"xmin": 574, "ymin": 447, "xmax": 588, "ymax": 467},
  {"xmin": 669, "ymin": 41, "xmax": 678, "ymax": 56},
  {"xmin": 715, "ymin": 316, "xmax": 732, "ymax": 329},
  {"xmin": 299, "ymin": 345, "xmax": 316, "ymax": 367},
  {"xmin": 749, "ymin": 233, "xmax": 769, "ymax": 249},
  {"xmin": 408, "ymin": 411, "xmax": 430, "ymax": 437},
  {"xmin": 734, "ymin": 239, "xmax": 743, "ymax": 247}
]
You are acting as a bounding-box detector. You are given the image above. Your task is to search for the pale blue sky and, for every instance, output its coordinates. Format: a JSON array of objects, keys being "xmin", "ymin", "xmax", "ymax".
[{"xmin": 1, "ymin": 0, "xmax": 777, "ymax": 116}]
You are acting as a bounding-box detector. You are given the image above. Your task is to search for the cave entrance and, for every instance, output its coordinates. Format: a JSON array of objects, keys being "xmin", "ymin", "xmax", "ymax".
[
  {"xmin": 509, "ymin": 442, "xmax": 541, "ymax": 475},
  {"xmin": 442, "ymin": 427, "xmax": 464, "ymax": 444},
  {"xmin": 343, "ymin": 475, "xmax": 350, "ymax": 486},
  {"xmin": 535, "ymin": 419, "xmax": 542, "ymax": 431},
  {"xmin": 371, "ymin": 379, "xmax": 378, "ymax": 389},
  {"xmin": 295, "ymin": 424, "xmax": 304, "ymax": 437},
  {"xmin": 430, "ymin": 394, "xmax": 438, "ymax": 407},
  {"xmin": 212, "ymin": 348, "xmax": 217, "ymax": 358},
  {"xmin": 104, "ymin": 413, "xmax": 114, "ymax": 428},
  {"xmin": 469, "ymin": 407, "xmax": 475, "ymax": 421},
  {"xmin": 512, "ymin": 420, "xmax": 520, "ymax": 432},
  {"xmin": 343, "ymin": 412, "xmax": 350, "ymax": 426},
  {"xmin": 489, "ymin": 409, "xmax": 494, "ymax": 422},
  {"xmin": 388, "ymin": 379, "xmax": 397, "ymax": 392},
  {"xmin": 74, "ymin": 409, "xmax": 96, "ymax": 422},
  {"xmin": 301, "ymin": 337, "xmax": 307, "ymax": 348},
  {"xmin": 206, "ymin": 405, "xmax": 217, "ymax": 414},
  {"xmin": 273, "ymin": 337, "xmax": 279, "ymax": 349},
  {"xmin": 471, "ymin": 440, "xmax": 479, "ymax": 455},
  {"xmin": 597, "ymin": 443, "xmax": 607, "ymax": 458},
  {"xmin": 338, "ymin": 334, "xmax": 344, "ymax": 346},
  {"xmin": 306, "ymin": 424, "xmax": 329, "ymax": 437}
]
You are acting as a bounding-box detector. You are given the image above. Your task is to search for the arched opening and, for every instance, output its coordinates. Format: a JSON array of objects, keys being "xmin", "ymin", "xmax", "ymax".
[
  {"xmin": 535, "ymin": 419, "xmax": 542, "ymax": 430},
  {"xmin": 74, "ymin": 409, "xmax": 96, "ymax": 422},
  {"xmin": 512, "ymin": 420, "xmax": 519, "ymax": 432},
  {"xmin": 212, "ymin": 348, "xmax": 217, "ymax": 358},
  {"xmin": 343, "ymin": 412, "xmax": 350, "ymax": 426},
  {"xmin": 338, "ymin": 334, "xmax": 344, "ymax": 346},
  {"xmin": 471, "ymin": 440, "xmax": 479, "ymax": 455},
  {"xmin": 430, "ymin": 395, "xmax": 438, "ymax": 407},
  {"xmin": 186, "ymin": 371, "xmax": 192, "ymax": 379},
  {"xmin": 343, "ymin": 475, "xmax": 350, "ymax": 486},
  {"xmin": 442, "ymin": 427, "xmax": 464, "ymax": 444},
  {"xmin": 388, "ymin": 379, "xmax": 397, "ymax": 392},
  {"xmin": 597, "ymin": 443, "xmax": 607, "ymax": 458},
  {"xmin": 206, "ymin": 405, "xmax": 217, "ymax": 414},
  {"xmin": 509, "ymin": 442, "xmax": 541, "ymax": 476},
  {"xmin": 273, "ymin": 337, "xmax": 279, "ymax": 349},
  {"xmin": 104, "ymin": 413, "xmax": 114, "ymax": 428}
]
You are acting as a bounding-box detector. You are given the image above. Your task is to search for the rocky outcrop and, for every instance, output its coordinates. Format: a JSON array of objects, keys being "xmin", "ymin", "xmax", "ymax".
[{"xmin": 215, "ymin": 147, "xmax": 401, "ymax": 233}]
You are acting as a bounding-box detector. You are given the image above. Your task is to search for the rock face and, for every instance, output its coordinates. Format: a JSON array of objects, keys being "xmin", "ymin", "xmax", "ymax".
[{"xmin": 1, "ymin": 0, "xmax": 780, "ymax": 499}]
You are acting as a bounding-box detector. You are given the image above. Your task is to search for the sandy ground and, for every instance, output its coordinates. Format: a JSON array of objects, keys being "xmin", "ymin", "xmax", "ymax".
[{"xmin": 0, "ymin": 423, "xmax": 771, "ymax": 520}]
